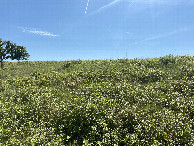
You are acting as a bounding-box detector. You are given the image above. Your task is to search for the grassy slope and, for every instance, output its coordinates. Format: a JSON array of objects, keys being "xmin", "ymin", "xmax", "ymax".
[{"xmin": 0, "ymin": 55, "xmax": 193, "ymax": 145}]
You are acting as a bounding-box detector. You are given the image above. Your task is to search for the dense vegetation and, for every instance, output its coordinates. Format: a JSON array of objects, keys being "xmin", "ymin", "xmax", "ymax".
[{"xmin": 0, "ymin": 55, "xmax": 193, "ymax": 145}]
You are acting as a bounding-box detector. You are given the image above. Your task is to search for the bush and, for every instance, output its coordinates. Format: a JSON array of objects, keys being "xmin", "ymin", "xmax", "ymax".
[{"xmin": 0, "ymin": 55, "xmax": 193, "ymax": 145}]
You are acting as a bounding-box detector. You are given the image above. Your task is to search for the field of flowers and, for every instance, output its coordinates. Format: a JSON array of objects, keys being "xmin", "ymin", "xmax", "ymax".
[{"xmin": 0, "ymin": 55, "xmax": 193, "ymax": 145}]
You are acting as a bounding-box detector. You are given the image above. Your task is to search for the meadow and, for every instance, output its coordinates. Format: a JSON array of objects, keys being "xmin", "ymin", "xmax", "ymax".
[{"xmin": 0, "ymin": 55, "xmax": 193, "ymax": 145}]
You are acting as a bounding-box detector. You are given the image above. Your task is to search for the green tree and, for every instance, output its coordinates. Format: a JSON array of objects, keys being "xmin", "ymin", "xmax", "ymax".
[
  {"xmin": 12, "ymin": 46, "xmax": 30, "ymax": 61},
  {"xmin": 0, "ymin": 38, "xmax": 30, "ymax": 68}
]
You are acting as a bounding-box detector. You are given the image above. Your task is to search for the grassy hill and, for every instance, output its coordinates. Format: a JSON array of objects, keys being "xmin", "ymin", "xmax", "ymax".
[{"xmin": 0, "ymin": 55, "xmax": 193, "ymax": 145}]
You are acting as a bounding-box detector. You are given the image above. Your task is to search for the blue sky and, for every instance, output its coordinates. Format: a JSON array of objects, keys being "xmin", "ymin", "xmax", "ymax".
[{"xmin": 0, "ymin": 0, "xmax": 194, "ymax": 61}]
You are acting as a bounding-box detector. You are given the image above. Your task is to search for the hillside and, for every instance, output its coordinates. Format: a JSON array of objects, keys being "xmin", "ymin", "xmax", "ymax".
[{"xmin": 0, "ymin": 55, "xmax": 193, "ymax": 145}]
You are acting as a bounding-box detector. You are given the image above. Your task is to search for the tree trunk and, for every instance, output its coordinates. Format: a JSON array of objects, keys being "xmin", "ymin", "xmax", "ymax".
[{"xmin": 0, "ymin": 56, "xmax": 3, "ymax": 69}]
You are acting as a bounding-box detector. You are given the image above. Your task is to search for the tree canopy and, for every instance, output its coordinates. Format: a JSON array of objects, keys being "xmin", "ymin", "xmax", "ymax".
[{"xmin": 0, "ymin": 38, "xmax": 30, "ymax": 68}]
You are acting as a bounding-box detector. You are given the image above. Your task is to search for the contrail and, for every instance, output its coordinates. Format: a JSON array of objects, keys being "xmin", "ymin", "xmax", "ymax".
[
  {"xmin": 90, "ymin": 0, "xmax": 122, "ymax": 15},
  {"xmin": 85, "ymin": 0, "xmax": 90, "ymax": 14},
  {"xmin": 132, "ymin": 27, "xmax": 189, "ymax": 45}
]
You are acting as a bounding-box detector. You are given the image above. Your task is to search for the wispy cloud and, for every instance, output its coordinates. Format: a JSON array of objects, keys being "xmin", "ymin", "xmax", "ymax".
[
  {"xmin": 91, "ymin": 0, "xmax": 122, "ymax": 15},
  {"xmin": 125, "ymin": 31, "xmax": 134, "ymax": 36},
  {"xmin": 18, "ymin": 27, "xmax": 59, "ymax": 37},
  {"xmin": 133, "ymin": 27, "xmax": 189, "ymax": 44}
]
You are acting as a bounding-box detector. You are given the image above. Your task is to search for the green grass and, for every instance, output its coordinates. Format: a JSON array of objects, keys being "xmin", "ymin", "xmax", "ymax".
[{"xmin": 0, "ymin": 55, "xmax": 193, "ymax": 145}]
